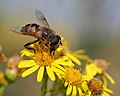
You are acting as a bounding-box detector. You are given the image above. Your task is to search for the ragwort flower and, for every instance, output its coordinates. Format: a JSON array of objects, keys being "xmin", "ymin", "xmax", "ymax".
[
  {"xmin": 5, "ymin": 55, "xmax": 23, "ymax": 82},
  {"xmin": 61, "ymin": 67, "xmax": 91, "ymax": 96},
  {"xmin": 18, "ymin": 43, "xmax": 74, "ymax": 82},
  {"xmin": 55, "ymin": 38, "xmax": 91, "ymax": 65},
  {"xmin": 87, "ymin": 78, "xmax": 113, "ymax": 96},
  {"xmin": 86, "ymin": 59, "xmax": 115, "ymax": 85}
]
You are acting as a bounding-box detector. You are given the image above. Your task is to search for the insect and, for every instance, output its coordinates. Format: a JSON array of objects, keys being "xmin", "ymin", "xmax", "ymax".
[{"xmin": 12, "ymin": 10, "xmax": 62, "ymax": 54}]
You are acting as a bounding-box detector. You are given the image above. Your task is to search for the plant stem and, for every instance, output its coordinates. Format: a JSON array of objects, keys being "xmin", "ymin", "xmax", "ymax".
[
  {"xmin": 50, "ymin": 77, "xmax": 65, "ymax": 96},
  {"xmin": 41, "ymin": 71, "xmax": 48, "ymax": 96}
]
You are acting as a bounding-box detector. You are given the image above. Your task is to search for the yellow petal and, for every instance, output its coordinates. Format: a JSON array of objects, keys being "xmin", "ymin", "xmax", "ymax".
[
  {"xmin": 55, "ymin": 73, "xmax": 62, "ymax": 79},
  {"xmin": 102, "ymin": 76, "xmax": 107, "ymax": 86},
  {"xmin": 73, "ymin": 53, "xmax": 92, "ymax": 62},
  {"xmin": 87, "ymin": 91, "xmax": 92, "ymax": 96},
  {"xmin": 104, "ymin": 72, "xmax": 115, "ymax": 84},
  {"xmin": 37, "ymin": 66, "xmax": 44, "ymax": 82},
  {"xmin": 51, "ymin": 66, "xmax": 64, "ymax": 75},
  {"xmin": 74, "ymin": 50, "xmax": 85, "ymax": 54},
  {"xmin": 82, "ymin": 75, "xmax": 92, "ymax": 81},
  {"xmin": 102, "ymin": 91, "xmax": 110, "ymax": 96},
  {"xmin": 65, "ymin": 53, "xmax": 81, "ymax": 65},
  {"xmin": 18, "ymin": 60, "xmax": 36, "ymax": 68},
  {"xmin": 77, "ymin": 87, "xmax": 82, "ymax": 96},
  {"xmin": 64, "ymin": 81, "xmax": 68, "ymax": 87},
  {"xmin": 66, "ymin": 85, "xmax": 72, "ymax": 95},
  {"xmin": 81, "ymin": 81, "xmax": 88, "ymax": 92},
  {"xmin": 55, "ymin": 56, "xmax": 74, "ymax": 66},
  {"xmin": 61, "ymin": 37, "xmax": 64, "ymax": 41},
  {"xmin": 103, "ymin": 86, "xmax": 113, "ymax": 94},
  {"xmin": 56, "ymin": 47, "xmax": 63, "ymax": 52},
  {"xmin": 51, "ymin": 62, "xmax": 65, "ymax": 72},
  {"xmin": 46, "ymin": 66, "xmax": 55, "ymax": 81},
  {"xmin": 21, "ymin": 49, "xmax": 34, "ymax": 57},
  {"xmin": 72, "ymin": 86, "xmax": 77, "ymax": 96},
  {"xmin": 86, "ymin": 63, "xmax": 99, "ymax": 77},
  {"xmin": 22, "ymin": 65, "xmax": 39, "ymax": 77}
]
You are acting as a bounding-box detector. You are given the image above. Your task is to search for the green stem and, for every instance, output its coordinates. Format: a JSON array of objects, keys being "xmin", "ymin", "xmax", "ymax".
[
  {"xmin": 41, "ymin": 71, "xmax": 48, "ymax": 96},
  {"xmin": 48, "ymin": 86, "xmax": 63, "ymax": 92},
  {"xmin": 50, "ymin": 77, "xmax": 65, "ymax": 96}
]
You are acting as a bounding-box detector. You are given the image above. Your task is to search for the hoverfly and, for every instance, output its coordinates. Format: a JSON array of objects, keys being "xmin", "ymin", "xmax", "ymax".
[{"xmin": 12, "ymin": 10, "xmax": 62, "ymax": 54}]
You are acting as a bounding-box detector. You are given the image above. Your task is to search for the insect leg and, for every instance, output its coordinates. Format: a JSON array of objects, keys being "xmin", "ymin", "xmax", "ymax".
[
  {"xmin": 24, "ymin": 38, "xmax": 39, "ymax": 52},
  {"xmin": 50, "ymin": 47, "xmax": 55, "ymax": 55}
]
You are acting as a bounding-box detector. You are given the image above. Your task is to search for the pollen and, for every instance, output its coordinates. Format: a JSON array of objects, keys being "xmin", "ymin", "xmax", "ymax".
[
  {"xmin": 87, "ymin": 78, "xmax": 103, "ymax": 95},
  {"xmin": 64, "ymin": 67, "xmax": 82, "ymax": 86},
  {"xmin": 34, "ymin": 51, "xmax": 53, "ymax": 66}
]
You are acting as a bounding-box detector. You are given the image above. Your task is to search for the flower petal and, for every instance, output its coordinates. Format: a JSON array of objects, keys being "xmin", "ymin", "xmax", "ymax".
[
  {"xmin": 51, "ymin": 66, "xmax": 64, "ymax": 75},
  {"xmin": 81, "ymin": 81, "xmax": 88, "ymax": 92},
  {"xmin": 22, "ymin": 65, "xmax": 39, "ymax": 77},
  {"xmin": 74, "ymin": 50, "xmax": 85, "ymax": 54},
  {"xmin": 73, "ymin": 53, "xmax": 92, "ymax": 62},
  {"xmin": 78, "ymin": 87, "xmax": 82, "ymax": 96},
  {"xmin": 56, "ymin": 47, "xmax": 63, "ymax": 52},
  {"xmin": 64, "ymin": 81, "xmax": 68, "ymax": 87},
  {"xmin": 86, "ymin": 64, "xmax": 99, "ymax": 77},
  {"xmin": 102, "ymin": 91, "xmax": 109, "ymax": 96},
  {"xmin": 103, "ymin": 86, "xmax": 113, "ymax": 94},
  {"xmin": 51, "ymin": 62, "xmax": 65, "ymax": 72},
  {"xmin": 104, "ymin": 72, "xmax": 115, "ymax": 84},
  {"xmin": 72, "ymin": 86, "xmax": 77, "ymax": 96},
  {"xmin": 55, "ymin": 73, "xmax": 62, "ymax": 79},
  {"xmin": 102, "ymin": 76, "xmax": 107, "ymax": 86},
  {"xmin": 18, "ymin": 60, "xmax": 36, "ymax": 68},
  {"xmin": 37, "ymin": 66, "xmax": 44, "ymax": 82},
  {"xmin": 46, "ymin": 66, "xmax": 55, "ymax": 81},
  {"xmin": 82, "ymin": 75, "xmax": 92, "ymax": 81},
  {"xmin": 21, "ymin": 49, "xmax": 34, "ymax": 57},
  {"xmin": 66, "ymin": 53, "xmax": 81, "ymax": 65},
  {"xmin": 66, "ymin": 85, "xmax": 72, "ymax": 95},
  {"xmin": 55, "ymin": 56, "xmax": 74, "ymax": 66}
]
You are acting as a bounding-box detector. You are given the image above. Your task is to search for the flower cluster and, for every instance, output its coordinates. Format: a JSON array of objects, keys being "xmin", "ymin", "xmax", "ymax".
[
  {"xmin": 18, "ymin": 38, "xmax": 115, "ymax": 96},
  {"xmin": 0, "ymin": 51, "xmax": 23, "ymax": 95}
]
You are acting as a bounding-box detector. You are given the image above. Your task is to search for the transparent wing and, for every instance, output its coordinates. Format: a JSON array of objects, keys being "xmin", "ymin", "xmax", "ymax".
[
  {"xmin": 11, "ymin": 26, "xmax": 22, "ymax": 34},
  {"xmin": 36, "ymin": 9, "xmax": 50, "ymax": 27}
]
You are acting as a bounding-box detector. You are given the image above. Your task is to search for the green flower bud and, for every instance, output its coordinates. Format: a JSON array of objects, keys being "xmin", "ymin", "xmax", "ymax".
[{"xmin": 5, "ymin": 68, "xmax": 17, "ymax": 83}]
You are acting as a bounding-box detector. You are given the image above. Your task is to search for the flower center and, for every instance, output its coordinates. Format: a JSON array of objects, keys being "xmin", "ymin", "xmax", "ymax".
[
  {"xmin": 34, "ymin": 51, "xmax": 53, "ymax": 66},
  {"xmin": 64, "ymin": 67, "xmax": 82, "ymax": 86},
  {"xmin": 87, "ymin": 78, "xmax": 103, "ymax": 95}
]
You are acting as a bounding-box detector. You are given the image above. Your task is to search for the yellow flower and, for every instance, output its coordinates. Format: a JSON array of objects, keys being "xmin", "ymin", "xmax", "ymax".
[
  {"xmin": 18, "ymin": 43, "xmax": 74, "ymax": 82},
  {"xmin": 86, "ymin": 62, "xmax": 115, "ymax": 85},
  {"xmin": 55, "ymin": 39, "xmax": 91, "ymax": 66},
  {"xmin": 61, "ymin": 67, "xmax": 91, "ymax": 96},
  {"xmin": 71, "ymin": 50, "xmax": 92, "ymax": 63},
  {"xmin": 87, "ymin": 78, "xmax": 113, "ymax": 96},
  {"xmin": 86, "ymin": 63, "xmax": 102, "ymax": 78}
]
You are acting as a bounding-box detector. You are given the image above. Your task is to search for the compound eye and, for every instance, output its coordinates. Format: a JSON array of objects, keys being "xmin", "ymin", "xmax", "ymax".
[{"xmin": 50, "ymin": 35, "xmax": 61, "ymax": 46}]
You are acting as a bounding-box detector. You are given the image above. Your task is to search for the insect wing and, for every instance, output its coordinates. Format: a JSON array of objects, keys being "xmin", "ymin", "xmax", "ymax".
[{"xmin": 36, "ymin": 9, "xmax": 50, "ymax": 27}]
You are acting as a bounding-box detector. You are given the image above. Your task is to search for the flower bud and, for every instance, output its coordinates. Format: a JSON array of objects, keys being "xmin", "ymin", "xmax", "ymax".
[{"xmin": 5, "ymin": 69, "xmax": 17, "ymax": 83}]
